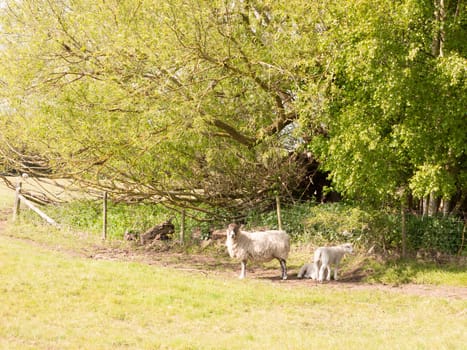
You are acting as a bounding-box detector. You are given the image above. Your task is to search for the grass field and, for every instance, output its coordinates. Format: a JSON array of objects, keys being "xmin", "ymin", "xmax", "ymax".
[{"xmin": 1, "ymin": 233, "xmax": 466, "ymax": 350}]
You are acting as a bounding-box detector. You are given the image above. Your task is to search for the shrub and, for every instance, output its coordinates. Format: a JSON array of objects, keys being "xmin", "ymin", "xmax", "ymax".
[
  {"xmin": 247, "ymin": 202, "xmax": 466, "ymax": 257},
  {"xmin": 246, "ymin": 202, "xmax": 374, "ymax": 245},
  {"xmin": 302, "ymin": 203, "xmax": 373, "ymax": 245},
  {"xmin": 245, "ymin": 201, "xmax": 313, "ymax": 240},
  {"xmin": 34, "ymin": 200, "xmax": 226, "ymax": 242},
  {"xmin": 406, "ymin": 214, "xmax": 465, "ymax": 255},
  {"xmin": 45, "ymin": 200, "xmax": 174, "ymax": 239}
]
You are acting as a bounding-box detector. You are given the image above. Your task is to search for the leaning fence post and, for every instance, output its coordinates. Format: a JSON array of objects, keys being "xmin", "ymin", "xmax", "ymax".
[
  {"xmin": 102, "ymin": 191, "xmax": 108, "ymax": 240},
  {"xmin": 13, "ymin": 181, "xmax": 22, "ymax": 222}
]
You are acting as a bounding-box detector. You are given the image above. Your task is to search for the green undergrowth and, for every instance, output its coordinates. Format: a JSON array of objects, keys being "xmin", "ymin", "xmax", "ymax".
[{"xmin": 16, "ymin": 199, "xmax": 466, "ymax": 256}]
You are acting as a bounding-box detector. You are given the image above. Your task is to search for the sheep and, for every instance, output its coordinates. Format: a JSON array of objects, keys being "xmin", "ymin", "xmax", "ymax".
[
  {"xmin": 297, "ymin": 263, "xmax": 316, "ymax": 279},
  {"xmin": 225, "ymin": 223, "xmax": 290, "ymax": 280},
  {"xmin": 312, "ymin": 243, "xmax": 353, "ymax": 282},
  {"xmin": 297, "ymin": 262, "xmax": 330, "ymax": 280}
]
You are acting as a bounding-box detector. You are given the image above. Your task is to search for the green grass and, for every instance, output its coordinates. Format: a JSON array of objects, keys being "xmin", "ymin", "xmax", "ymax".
[
  {"xmin": 0, "ymin": 181, "xmax": 14, "ymax": 210},
  {"xmin": 363, "ymin": 258, "xmax": 467, "ymax": 286},
  {"xmin": 0, "ymin": 234, "xmax": 466, "ymax": 350}
]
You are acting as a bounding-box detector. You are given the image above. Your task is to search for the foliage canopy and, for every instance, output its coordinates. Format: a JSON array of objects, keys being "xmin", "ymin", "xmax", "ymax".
[{"xmin": 1, "ymin": 0, "xmax": 466, "ymax": 218}]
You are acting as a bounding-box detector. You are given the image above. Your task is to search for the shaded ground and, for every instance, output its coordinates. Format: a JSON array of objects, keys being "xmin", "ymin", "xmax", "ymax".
[
  {"xmin": 1, "ymin": 208, "xmax": 466, "ymax": 301},
  {"xmin": 86, "ymin": 243, "xmax": 467, "ymax": 300}
]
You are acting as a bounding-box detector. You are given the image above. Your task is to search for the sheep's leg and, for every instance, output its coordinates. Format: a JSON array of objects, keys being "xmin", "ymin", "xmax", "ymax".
[
  {"xmin": 279, "ymin": 259, "xmax": 287, "ymax": 280},
  {"xmin": 297, "ymin": 264, "xmax": 306, "ymax": 279},
  {"xmin": 312, "ymin": 262, "xmax": 320, "ymax": 280},
  {"xmin": 318, "ymin": 264, "xmax": 327, "ymax": 282},
  {"xmin": 326, "ymin": 266, "xmax": 332, "ymax": 281},
  {"xmin": 334, "ymin": 265, "xmax": 339, "ymax": 281},
  {"xmin": 239, "ymin": 260, "xmax": 247, "ymax": 279}
]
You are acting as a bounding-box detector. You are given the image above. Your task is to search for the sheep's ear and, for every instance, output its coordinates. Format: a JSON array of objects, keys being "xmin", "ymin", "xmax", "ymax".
[
  {"xmin": 226, "ymin": 224, "xmax": 236, "ymax": 238},
  {"xmin": 228, "ymin": 223, "xmax": 239, "ymax": 233}
]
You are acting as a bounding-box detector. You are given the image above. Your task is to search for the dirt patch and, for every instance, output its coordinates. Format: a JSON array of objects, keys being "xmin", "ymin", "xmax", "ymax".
[
  {"xmin": 60, "ymin": 242, "xmax": 467, "ymax": 300},
  {"xmin": 1, "ymin": 213, "xmax": 466, "ymax": 301}
]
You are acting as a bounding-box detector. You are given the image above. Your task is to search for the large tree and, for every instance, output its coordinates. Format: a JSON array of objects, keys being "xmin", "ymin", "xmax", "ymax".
[
  {"xmin": 0, "ymin": 0, "xmax": 326, "ymax": 217},
  {"xmin": 1, "ymin": 0, "xmax": 465, "ymax": 219},
  {"xmin": 302, "ymin": 0, "xmax": 466, "ymax": 213}
]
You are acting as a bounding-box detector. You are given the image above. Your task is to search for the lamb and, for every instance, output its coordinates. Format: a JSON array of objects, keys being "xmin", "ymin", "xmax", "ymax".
[
  {"xmin": 297, "ymin": 262, "xmax": 330, "ymax": 280},
  {"xmin": 297, "ymin": 263, "xmax": 331, "ymax": 280},
  {"xmin": 312, "ymin": 243, "xmax": 353, "ymax": 282},
  {"xmin": 297, "ymin": 263, "xmax": 317, "ymax": 279},
  {"xmin": 225, "ymin": 223, "xmax": 290, "ymax": 280}
]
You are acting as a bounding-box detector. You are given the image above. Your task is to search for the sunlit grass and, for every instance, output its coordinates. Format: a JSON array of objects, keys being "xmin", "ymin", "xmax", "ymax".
[
  {"xmin": 364, "ymin": 258, "xmax": 467, "ymax": 286},
  {"xmin": 0, "ymin": 234, "xmax": 466, "ymax": 350},
  {"xmin": 0, "ymin": 182, "xmax": 14, "ymax": 210}
]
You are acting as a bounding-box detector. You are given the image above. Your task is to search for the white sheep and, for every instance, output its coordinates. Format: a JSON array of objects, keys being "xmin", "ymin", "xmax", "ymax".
[
  {"xmin": 225, "ymin": 223, "xmax": 290, "ymax": 280},
  {"xmin": 312, "ymin": 243, "xmax": 353, "ymax": 282},
  {"xmin": 297, "ymin": 263, "xmax": 316, "ymax": 279},
  {"xmin": 297, "ymin": 262, "xmax": 330, "ymax": 280}
]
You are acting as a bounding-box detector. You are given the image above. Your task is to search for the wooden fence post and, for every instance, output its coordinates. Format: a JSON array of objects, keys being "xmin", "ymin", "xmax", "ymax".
[
  {"xmin": 102, "ymin": 191, "xmax": 108, "ymax": 240},
  {"xmin": 457, "ymin": 220, "xmax": 466, "ymax": 256},
  {"xmin": 180, "ymin": 209, "xmax": 186, "ymax": 245},
  {"xmin": 13, "ymin": 181, "xmax": 22, "ymax": 222},
  {"xmin": 11, "ymin": 177, "xmax": 60, "ymax": 227},
  {"xmin": 276, "ymin": 195, "xmax": 282, "ymax": 231}
]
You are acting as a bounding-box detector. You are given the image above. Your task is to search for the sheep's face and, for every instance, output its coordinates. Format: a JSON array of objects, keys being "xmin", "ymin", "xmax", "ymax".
[
  {"xmin": 342, "ymin": 243, "xmax": 353, "ymax": 254},
  {"xmin": 226, "ymin": 223, "xmax": 239, "ymax": 240}
]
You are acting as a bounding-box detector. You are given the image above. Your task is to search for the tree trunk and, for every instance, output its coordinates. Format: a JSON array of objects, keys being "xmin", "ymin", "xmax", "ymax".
[
  {"xmin": 441, "ymin": 198, "xmax": 450, "ymax": 216},
  {"xmin": 399, "ymin": 188, "xmax": 408, "ymax": 258},
  {"xmin": 401, "ymin": 199, "xmax": 407, "ymax": 259},
  {"xmin": 432, "ymin": 0, "xmax": 446, "ymax": 58},
  {"xmin": 422, "ymin": 196, "xmax": 429, "ymax": 217},
  {"xmin": 428, "ymin": 192, "xmax": 439, "ymax": 216}
]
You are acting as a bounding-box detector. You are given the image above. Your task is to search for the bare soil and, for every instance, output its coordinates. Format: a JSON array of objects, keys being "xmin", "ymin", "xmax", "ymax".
[{"xmin": 1, "ymin": 208, "xmax": 466, "ymax": 301}]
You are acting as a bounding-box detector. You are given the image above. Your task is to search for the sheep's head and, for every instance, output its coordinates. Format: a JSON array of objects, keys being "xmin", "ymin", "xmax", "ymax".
[
  {"xmin": 341, "ymin": 243, "xmax": 353, "ymax": 254},
  {"xmin": 226, "ymin": 223, "xmax": 239, "ymax": 240}
]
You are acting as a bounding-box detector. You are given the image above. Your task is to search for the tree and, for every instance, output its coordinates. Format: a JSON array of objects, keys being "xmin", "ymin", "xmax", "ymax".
[
  {"xmin": 302, "ymin": 0, "xmax": 466, "ymax": 212},
  {"xmin": 0, "ymin": 0, "xmax": 327, "ymax": 218},
  {"xmin": 2, "ymin": 0, "xmax": 464, "ymax": 221}
]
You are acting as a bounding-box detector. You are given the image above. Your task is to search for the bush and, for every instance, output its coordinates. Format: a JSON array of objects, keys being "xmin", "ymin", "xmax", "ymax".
[
  {"xmin": 36, "ymin": 200, "xmax": 232, "ymax": 242},
  {"xmin": 43, "ymin": 200, "xmax": 174, "ymax": 239},
  {"xmin": 302, "ymin": 203, "xmax": 374, "ymax": 245},
  {"xmin": 246, "ymin": 202, "xmax": 466, "ymax": 256},
  {"xmin": 245, "ymin": 202, "xmax": 374, "ymax": 245},
  {"xmin": 245, "ymin": 201, "xmax": 313, "ymax": 240},
  {"xmin": 406, "ymin": 214, "xmax": 465, "ymax": 255}
]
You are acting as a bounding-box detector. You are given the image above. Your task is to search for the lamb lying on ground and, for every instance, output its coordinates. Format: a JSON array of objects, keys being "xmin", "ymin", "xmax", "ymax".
[
  {"xmin": 225, "ymin": 223, "xmax": 290, "ymax": 280},
  {"xmin": 297, "ymin": 262, "xmax": 330, "ymax": 279},
  {"xmin": 297, "ymin": 263, "xmax": 316, "ymax": 279},
  {"xmin": 312, "ymin": 243, "xmax": 353, "ymax": 282}
]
